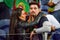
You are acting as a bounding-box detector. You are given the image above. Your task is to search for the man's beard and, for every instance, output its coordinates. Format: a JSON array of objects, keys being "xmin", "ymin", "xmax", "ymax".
[
  {"xmin": 30, "ymin": 12, "xmax": 36, "ymax": 16},
  {"xmin": 31, "ymin": 14, "xmax": 36, "ymax": 18}
]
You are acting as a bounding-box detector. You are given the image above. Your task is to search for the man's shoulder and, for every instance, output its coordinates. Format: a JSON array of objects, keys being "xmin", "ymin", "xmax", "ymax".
[
  {"xmin": 39, "ymin": 12, "xmax": 47, "ymax": 17},
  {"xmin": 46, "ymin": 14, "xmax": 54, "ymax": 17}
]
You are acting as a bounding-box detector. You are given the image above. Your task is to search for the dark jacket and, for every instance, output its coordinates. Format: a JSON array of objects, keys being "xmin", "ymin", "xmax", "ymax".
[{"xmin": 10, "ymin": 12, "xmax": 46, "ymax": 40}]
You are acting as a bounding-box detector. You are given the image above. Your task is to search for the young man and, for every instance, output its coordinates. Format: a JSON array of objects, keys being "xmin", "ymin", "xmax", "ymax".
[
  {"xmin": 29, "ymin": 2, "xmax": 60, "ymax": 40},
  {"xmin": 28, "ymin": 2, "xmax": 44, "ymax": 40}
]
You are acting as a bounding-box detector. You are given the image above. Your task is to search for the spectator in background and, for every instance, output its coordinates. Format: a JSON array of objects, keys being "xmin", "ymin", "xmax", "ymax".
[
  {"xmin": 0, "ymin": 2, "xmax": 10, "ymax": 40},
  {"xmin": 48, "ymin": 0, "xmax": 60, "ymax": 23},
  {"xmin": 47, "ymin": 0, "xmax": 60, "ymax": 40},
  {"xmin": 40, "ymin": 0, "xmax": 49, "ymax": 14}
]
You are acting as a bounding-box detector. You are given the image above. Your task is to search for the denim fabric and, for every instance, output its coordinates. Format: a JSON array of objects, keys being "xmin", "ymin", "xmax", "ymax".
[
  {"xmin": 40, "ymin": 0, "xmax": 49, "ymax": 13},
  {"xmin": 51, "ymin": 28, "xmax": 60, "ymax": 40},
  {"xmin": 41, "ymin": 0, "xmax": 49, "ymax": 5},
  {"xmin": 41, "ymin": 5, "xmax": 49, "ymax": 11}
]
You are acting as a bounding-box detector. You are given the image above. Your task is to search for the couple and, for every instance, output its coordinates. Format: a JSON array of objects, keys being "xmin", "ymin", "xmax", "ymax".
[{"xmin": 9, "ymin": 2, "xmax": 60, "ymax": 40}]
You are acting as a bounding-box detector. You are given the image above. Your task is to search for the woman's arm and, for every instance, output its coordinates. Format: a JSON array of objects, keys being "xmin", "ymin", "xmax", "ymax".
[{"xmin": 18, "ymin": 13, "xmax": 43, "ymax": 28}]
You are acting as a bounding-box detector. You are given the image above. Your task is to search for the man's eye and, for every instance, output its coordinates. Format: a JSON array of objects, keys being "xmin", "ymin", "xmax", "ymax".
[
  {"xmin": 30, "ymin": 8, "xmax": 32, "ymax": 9},
  {"xmin": 34, "ymin": 8, "xmax": 37, "ymax": 9}
]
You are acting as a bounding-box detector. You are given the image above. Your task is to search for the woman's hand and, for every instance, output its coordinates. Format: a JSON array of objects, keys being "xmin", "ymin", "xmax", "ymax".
[{"xmin": 19, "ymin": 16, "xmax": 26, "ymax": 21}]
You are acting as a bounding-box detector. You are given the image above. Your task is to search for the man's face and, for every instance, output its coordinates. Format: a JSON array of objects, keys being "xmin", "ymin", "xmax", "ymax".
[{"xmin": 30, "ymin": 5, "xmax": 40, "ymax": 16}]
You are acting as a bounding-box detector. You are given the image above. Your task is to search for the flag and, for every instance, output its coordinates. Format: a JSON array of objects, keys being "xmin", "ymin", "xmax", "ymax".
[
  {"xmin": 0, "ymin": 0, "xmax": 3, "ymax": 2},
  {"xmin": 16, "ymin": 0, "xmax": 29, "ymax": 13}
]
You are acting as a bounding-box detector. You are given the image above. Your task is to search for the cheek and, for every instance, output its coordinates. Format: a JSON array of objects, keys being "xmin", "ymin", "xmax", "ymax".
[
  {"xmin": 22, "ymin": 13, "xmax": 27, "ymax": 17},
  {"xmin": 36, "ymin": 10, "xmax": 39, "ymax": 14},
  {"xmin": 34, "ymin": 9, "xmax": 38, "ymax": 12},
  {"xmin": 22, "ymin": 11, "xmax": 25, "ymax": 14}
]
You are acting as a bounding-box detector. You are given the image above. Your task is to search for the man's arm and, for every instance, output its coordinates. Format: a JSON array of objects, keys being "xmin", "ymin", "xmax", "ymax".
[
  {"xmin": 33, "ymin": 21, "xmax": 55, "ymax": 34},
  {"xmin": 33, "ymin": 14, "xmax": 60, "ymax": 33},
  {"xmin": 30, "ymin": 21, "xmax": 55, "ymax": 40},
  {"xmin": 18, "ymin": 12, "xmax": 42, "ymax": 28},
  {"xmin": 30, "ymin": 16, "xmax": 55, "ymax": 40}
]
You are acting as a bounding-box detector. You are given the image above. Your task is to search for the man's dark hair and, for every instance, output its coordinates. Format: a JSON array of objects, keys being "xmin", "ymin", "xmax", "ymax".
[{"xmin": 29, "ymin": 2, "xmax": 40, "ymax": 8}]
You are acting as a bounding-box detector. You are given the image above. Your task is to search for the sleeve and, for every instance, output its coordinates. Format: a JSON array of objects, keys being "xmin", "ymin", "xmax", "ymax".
[
  {"xmin": 34, "ymin": 20, "xmax": 52, "ymax": 34},
  {"xmin": 18, "ymin": 18, "xmax": 40, "ymax": 28},
  {"xmin": 18, "ymin": 16, "xmax": 48, "ymax": 28},
  {"xmin": 38, "ymin": 16, "xmax": 48, "ymax": 27},
  {"xmin": 34, "ymin": 24, "xmax": 51, "ymax": 34},
  {"xmin": 18, "ymin": 21, "xmax": 38, "ymax": 27},
  {"xmin": 46, "ymin": 15, "xmax": 60, "ymax": 29},
  {"xmin": 33, "ymin": 16, "xmax": 52, "ymax": 34}
]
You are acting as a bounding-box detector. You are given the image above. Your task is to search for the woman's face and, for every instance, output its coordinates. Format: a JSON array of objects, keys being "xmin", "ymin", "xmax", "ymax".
[
  {"xmin": 19, "ymin": 10, "xmax": 27, "ymax": 21},
  {"xmin": 21, "ymin": 10, "xmax": 27, "ymax": 17}
]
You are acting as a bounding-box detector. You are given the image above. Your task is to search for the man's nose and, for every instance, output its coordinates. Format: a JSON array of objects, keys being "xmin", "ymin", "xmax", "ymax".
[{"xmin": 32, "ymin": 9, "xmax": 35, "ymax": 11}]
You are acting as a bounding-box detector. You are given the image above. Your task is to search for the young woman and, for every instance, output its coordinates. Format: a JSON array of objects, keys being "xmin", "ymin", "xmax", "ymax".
[
  {"xmin": 9, "ymin": 8, "xmax": 28, "ymax": 40},
  {"xmin": 9, "ymin": 7, "xmax": 38, "ymax": 40}
]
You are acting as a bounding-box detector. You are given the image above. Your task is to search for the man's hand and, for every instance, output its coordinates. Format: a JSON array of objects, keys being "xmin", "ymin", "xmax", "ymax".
[{"xmin": 30, "ymin": 30, "xmax": 36, "ymax": 40}]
